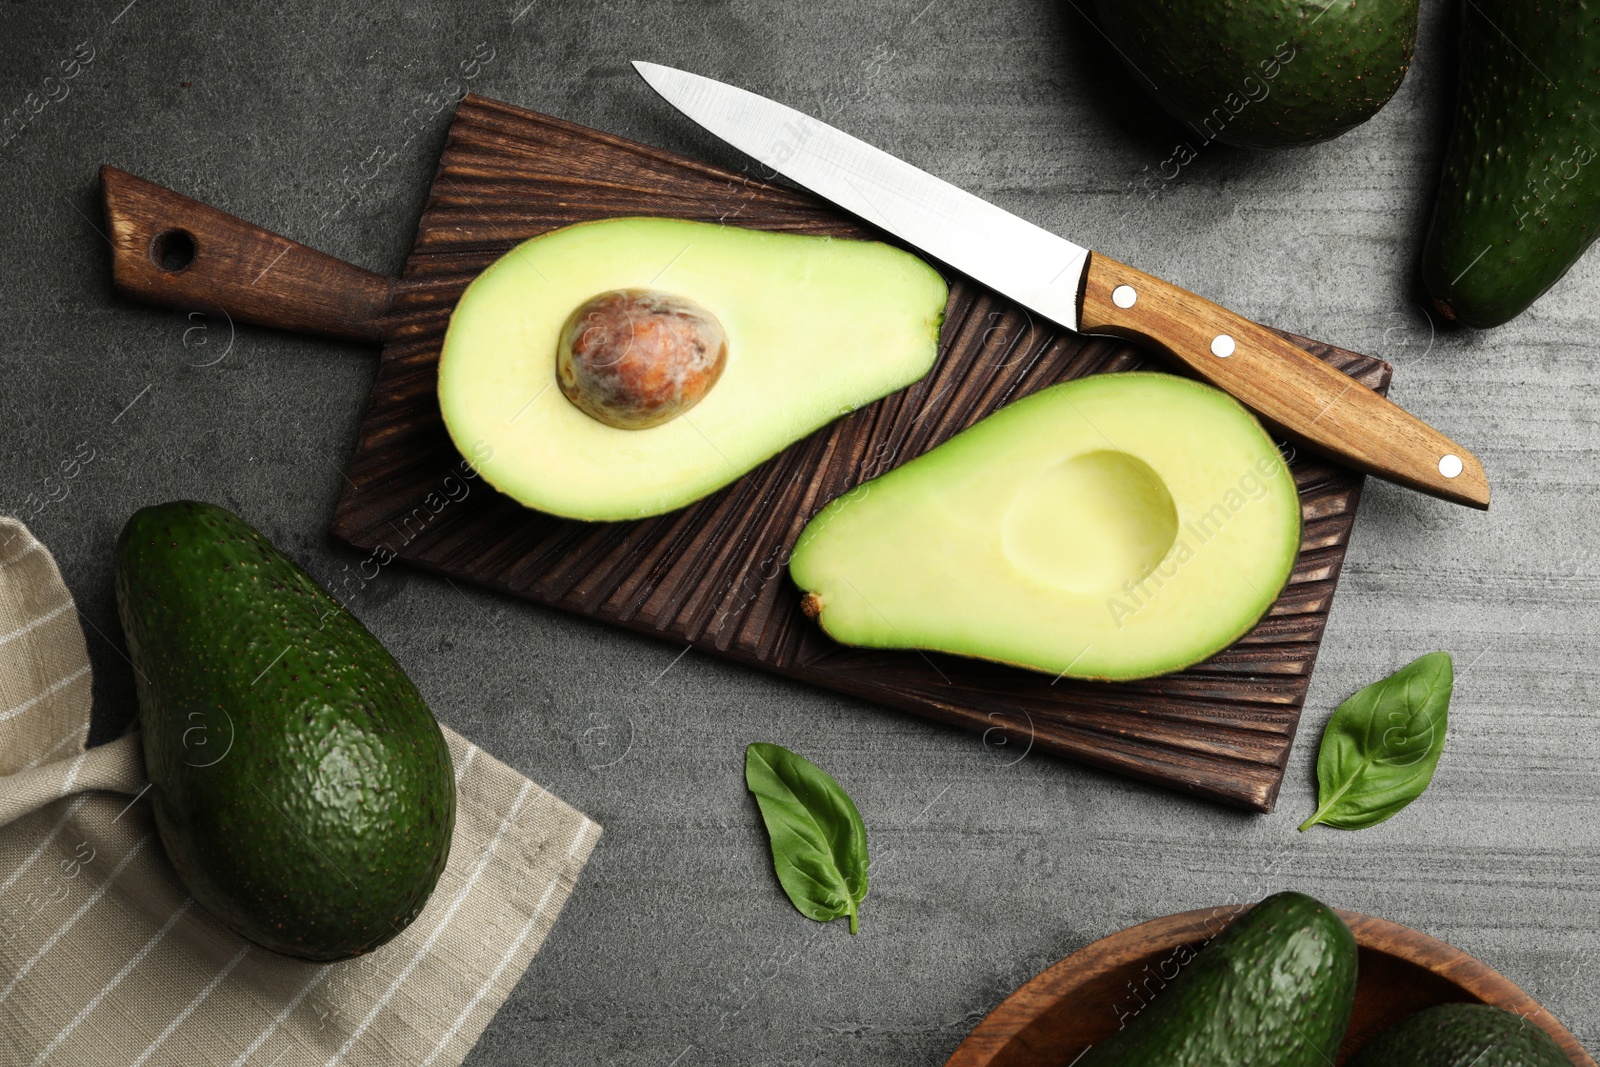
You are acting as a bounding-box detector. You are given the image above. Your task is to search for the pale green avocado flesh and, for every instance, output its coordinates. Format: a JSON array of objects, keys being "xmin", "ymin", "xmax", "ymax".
[
  {"xmin": 437, "ymin": 217, "xmax": 948, "ymax": 521},
  {"xmin": 789, "ymin": 373, "xmax": 1302, "ymax": 681}
]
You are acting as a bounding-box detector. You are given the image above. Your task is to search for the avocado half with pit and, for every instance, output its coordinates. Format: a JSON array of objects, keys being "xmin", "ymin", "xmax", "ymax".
[
  {"xmin": 437, "ymin": 217, "xmax": 948, "ymax": 521},
  {"xmin": 790, "ymin": 373, "xmax": 1302, "ymax": 681}
]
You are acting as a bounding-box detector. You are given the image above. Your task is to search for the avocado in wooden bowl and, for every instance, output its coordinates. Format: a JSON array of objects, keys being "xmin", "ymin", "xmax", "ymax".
[{"xmin": 945, "ymin": 903, "xmax": 1592, "ymax": 1067}]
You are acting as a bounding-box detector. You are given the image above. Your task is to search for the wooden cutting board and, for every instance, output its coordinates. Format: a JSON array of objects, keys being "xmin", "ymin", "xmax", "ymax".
[{"xmin": 101, "ymin": 94, "xmax": 1390, "ymax": 812}]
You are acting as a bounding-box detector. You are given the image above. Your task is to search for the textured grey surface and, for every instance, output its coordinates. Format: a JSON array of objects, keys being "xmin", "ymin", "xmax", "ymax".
[{"xmin": 3, "ymin": 0, "xmax": 1598, "ymax": 1063}]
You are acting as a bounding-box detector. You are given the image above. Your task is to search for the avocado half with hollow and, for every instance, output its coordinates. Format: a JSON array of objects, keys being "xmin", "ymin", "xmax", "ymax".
[
  {"xmin": 789, "ymin": 373, "xmax": 1302, "ymax": 681},
  {"xmin": 437, "ymin": 217, "xmax": 948, "ymax": 521}
]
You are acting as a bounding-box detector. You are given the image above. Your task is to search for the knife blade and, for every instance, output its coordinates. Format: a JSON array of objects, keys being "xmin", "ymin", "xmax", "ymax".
[{"xmin": 632, "ymin": 61, "xmax": 1489, "ymax": 510}]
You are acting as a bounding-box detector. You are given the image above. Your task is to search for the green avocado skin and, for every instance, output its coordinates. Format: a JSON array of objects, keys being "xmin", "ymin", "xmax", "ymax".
[
  {"xmin": 116, "ymin": 501, "xmax": 455, "ymax": 961},
  {"xmin": 1421, "ymin": 1, "xmax": 1600, "ymax": 328},
  {"xmin": 1095, "ymin": 0, "xmax": 1418, "ymax": 149},
  {"xmin": 1079, "ymin": 892, "xmax": 1358, "ymax": 1067},
  {"xmin": 1348, "ymin": 1003, "xmax": 1571, "ymax": 1066}
]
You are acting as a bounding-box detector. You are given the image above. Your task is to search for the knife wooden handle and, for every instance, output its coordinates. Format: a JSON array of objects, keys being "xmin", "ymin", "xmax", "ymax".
[
  {"xmin": 1079, "ymin": 253, "xmax": 1489, "ymax": 509},
  {"xmin": 100, "ymin": 165, "xmax": 395, "ymax": 342}
]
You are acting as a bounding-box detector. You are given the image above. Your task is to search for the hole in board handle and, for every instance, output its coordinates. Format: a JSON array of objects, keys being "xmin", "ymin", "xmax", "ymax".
[{"xmin": 149, "ymin": 228, "xmax": 197, "ymax": 273}]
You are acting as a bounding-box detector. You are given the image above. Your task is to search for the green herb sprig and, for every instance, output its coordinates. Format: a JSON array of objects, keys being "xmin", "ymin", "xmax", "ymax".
[
  {"xmin": 745, "ymin": 742, "xmax": 869, "ymax": 933},
  {"xmin": 1300, "ymin": 651, "xmax": 1453, "ymax": 831}
]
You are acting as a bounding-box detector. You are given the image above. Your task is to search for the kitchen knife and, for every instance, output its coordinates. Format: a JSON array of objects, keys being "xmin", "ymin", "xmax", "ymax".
[{"xmin": 632, "ymin": 61, "xmax": 1489, "ymax": 510}]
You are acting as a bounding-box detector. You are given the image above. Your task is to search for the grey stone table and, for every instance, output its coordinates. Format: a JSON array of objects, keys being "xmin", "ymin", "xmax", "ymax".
[{"xmin": 4, "ymin": 0, "xmax": 1597, "ymax": 1062}]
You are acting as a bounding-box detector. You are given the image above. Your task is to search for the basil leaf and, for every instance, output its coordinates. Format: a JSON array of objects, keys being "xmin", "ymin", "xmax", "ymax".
[
  {"xmin": 1299, "ymin": 651, "xmax": 1453, "ymax": 832},
  {"xmin": 744, "ymin": 742, "xmax": 869, "ymax": 934}
]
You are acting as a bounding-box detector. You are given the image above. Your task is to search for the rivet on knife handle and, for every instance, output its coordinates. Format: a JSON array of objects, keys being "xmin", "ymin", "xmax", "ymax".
[{"xmin": 1079, "ymin": 254, "xmax": 1490, "ymax": 510}]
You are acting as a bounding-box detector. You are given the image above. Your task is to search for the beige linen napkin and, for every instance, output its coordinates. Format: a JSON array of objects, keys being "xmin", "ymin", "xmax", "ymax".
[{"xmin": 0, "ymin": 517, "xmax": 599, "ymax": 1066}]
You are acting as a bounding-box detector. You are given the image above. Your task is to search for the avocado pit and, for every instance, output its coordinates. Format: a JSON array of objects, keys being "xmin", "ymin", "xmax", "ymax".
[{"xmin": 556, "ymin": 288, "xmax": 727, "ymax": 430}]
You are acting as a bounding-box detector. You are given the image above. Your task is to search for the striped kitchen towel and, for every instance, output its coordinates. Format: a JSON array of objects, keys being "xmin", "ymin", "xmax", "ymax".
[{"xmin": 0, "ymin": 516, "xmax": 599, "ymax": 1066}]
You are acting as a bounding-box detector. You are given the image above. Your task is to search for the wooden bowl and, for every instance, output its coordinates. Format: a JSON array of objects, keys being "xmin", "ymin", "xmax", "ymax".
[{"xmin": 946, "ymin": 905, "xmax": 1594, "ymax": 1066}]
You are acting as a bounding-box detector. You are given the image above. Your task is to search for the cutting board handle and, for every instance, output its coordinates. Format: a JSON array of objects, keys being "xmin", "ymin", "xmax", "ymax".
[{"xmin": 99, "ymin": 165, "xmax": 394, "ymax": 342}]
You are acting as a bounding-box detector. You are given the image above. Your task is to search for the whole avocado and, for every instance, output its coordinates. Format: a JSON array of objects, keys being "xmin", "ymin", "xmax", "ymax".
[
  {"xmin": 1420, "ymin": 0, "xmax": 1600, "ymax": 328},
  {"xmin": 1094, "ymin": 0, "xmax": 1419, "ymax": 149},
  {"xmin": 1348, "ymin": 1003, "xmax": 1572, "ymax": 1066},
  {"xmin": 116, "ymin": 501, "xmax": 455, "ymax": 961},
  {"xmin": 1078, "ymin": 891, "xmax": 1358, "ymax": 1067}
]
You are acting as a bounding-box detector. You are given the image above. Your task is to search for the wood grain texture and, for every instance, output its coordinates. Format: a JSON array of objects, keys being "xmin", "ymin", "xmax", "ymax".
[
  {"xmin": 322, "ymin": 94, "xmax": 1394, "ymax": 812},
  {"xmin": 1081, "ymin": 253, "xmax": 1490, "ymax": 509},
  {"xmin": 100, "ymin": 166, "xmax": 394, "ymax": 342},
  {"xmin": 944, "ymin": 904, "xmax": 1596, "ymax": 1067}
]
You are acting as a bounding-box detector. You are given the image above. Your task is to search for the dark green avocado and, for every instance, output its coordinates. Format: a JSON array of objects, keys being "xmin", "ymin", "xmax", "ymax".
[
  {"xmin": 1078, "ymin": 891, "xmax": 1358, "ymax": 1067},
  {"xmin": 1348, "ymin": 1003, "xmax": 1572, "ymax": 1066},
  {"xmin": 1420, "ymin": 0, "xmax": 1600, "ymax": 328},
  {"xmin": 1094, "ymin": 0, "xmax": 1419, "ymax": 149},
  {"xmin": 116, "ymin": 501, "xmax": 455, "ymax": 961}
]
